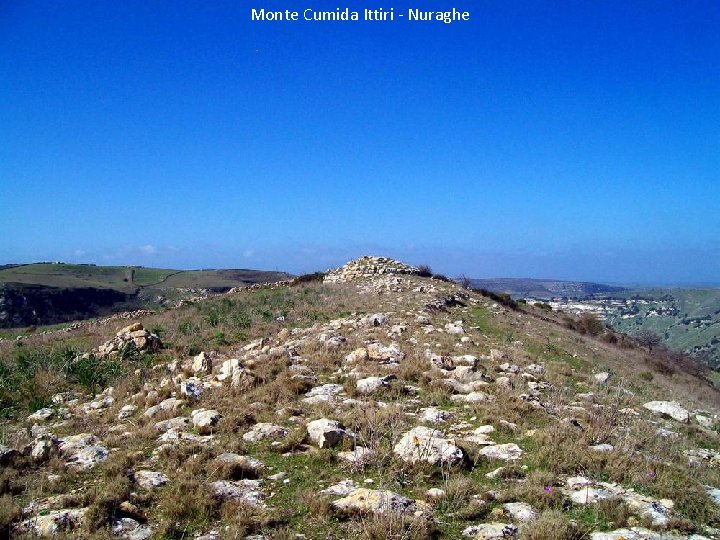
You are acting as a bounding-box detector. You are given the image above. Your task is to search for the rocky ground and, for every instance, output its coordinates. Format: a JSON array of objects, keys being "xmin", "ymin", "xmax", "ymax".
[{"xmin": 2, "ymin": 257, "xmax": 720, "ymax": 539}]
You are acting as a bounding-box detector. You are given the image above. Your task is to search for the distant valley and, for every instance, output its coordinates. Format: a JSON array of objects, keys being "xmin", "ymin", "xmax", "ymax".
[{"xmin": 471, "ymin": 278, "xmax": 720, "ymax": 370}]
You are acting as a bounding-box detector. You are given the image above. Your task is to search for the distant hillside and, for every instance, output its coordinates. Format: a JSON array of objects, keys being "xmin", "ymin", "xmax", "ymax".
[
  {"xmin": 535, "ymin": 288, "xmax": 720, "ymax": 370},
  {"xmin": 603, "ymin": 288, "xmax": 720, "ymax": 369},
  {"xmin": 0, "ymin": 263, "xmax": 292, "ymax": 328},
  {"xmin": 468, "ymin": 277, "xmax": 625, "ymax": 298}
]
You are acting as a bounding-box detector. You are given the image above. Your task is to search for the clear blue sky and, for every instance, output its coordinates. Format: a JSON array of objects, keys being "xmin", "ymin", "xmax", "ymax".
[{"xmin": 2, "ymin": 1, "xmax": 718, "ymax": 283}]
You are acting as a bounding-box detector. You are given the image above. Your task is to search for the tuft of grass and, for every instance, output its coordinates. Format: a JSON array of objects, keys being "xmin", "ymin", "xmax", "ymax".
[{"xmin": 520, "ymin": 509, "xmax": 587, "ymax": 540}]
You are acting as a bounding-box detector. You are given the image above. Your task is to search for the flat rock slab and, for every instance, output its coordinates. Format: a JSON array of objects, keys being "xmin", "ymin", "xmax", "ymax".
[
  {"xmin": 15, "ymin": 508, "xmax": 88, "ymax": 537},
  {"xmin": 331, "ymin": 487, "xmax": 429, "ymax": 516},
  {"xmin": 209, "ymin": 480, "xmax": 264, "ymax": 506},
  {"xmin": 643, "ymin": 401, "xmax": 689, "ymax": 423},
  {"xmin": 462, "ymin": 522, "xmax": 519, "ymax": 539},
  {"xmin": 394, "ymin": 426, "xmax": 464, "ymax": 466},
  {"xmin": 134, "ymin": 470, "xmax": 169, "ymax": 490},
  {"xmin": 478, "ymin": 443, "xmax": 523, "ymax": 461},
  {"xmin": 242, "ymin": 423, "xmax": 289, "ymax": 442}
]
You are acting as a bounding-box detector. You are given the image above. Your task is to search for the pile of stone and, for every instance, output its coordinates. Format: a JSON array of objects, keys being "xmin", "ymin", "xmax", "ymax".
[
  {"xmin": 323, "ymin": 256, "xmax": 421, "ymax": 283},
  {"xmin": 96, "ymin": 323, "xmax": 161, "ymax": 357}
]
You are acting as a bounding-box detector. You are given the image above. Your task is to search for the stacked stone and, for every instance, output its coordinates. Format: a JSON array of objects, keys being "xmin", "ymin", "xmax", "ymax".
[
  {"xmin": 96, "ymin": 322, "xmax": 161, "ymax": 357},
  {"xmin": 323, "ymin": 256, "xmax": 420, "ymax": 283}
]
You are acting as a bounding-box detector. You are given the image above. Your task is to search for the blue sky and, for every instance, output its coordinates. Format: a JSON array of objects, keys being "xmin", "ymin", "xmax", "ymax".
[{"xmin": 1, "ymin": 1, "xmax": 718, "ymax": 283}]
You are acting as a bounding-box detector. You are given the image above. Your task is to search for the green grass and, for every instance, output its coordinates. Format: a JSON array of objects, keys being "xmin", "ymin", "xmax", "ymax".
[
  {"xmin": 0, "ymin": 263, "xmax": 292, "ymax": 292},
  {"xmin": 465, "ymin": 305, "xmax": 505, "ymax": 340}
]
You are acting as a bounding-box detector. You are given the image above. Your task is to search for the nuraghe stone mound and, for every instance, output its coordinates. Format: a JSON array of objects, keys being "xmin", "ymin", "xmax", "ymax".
[{"xmin": 323, "ymin": 256, "xmax": 420, "ymax": 283}]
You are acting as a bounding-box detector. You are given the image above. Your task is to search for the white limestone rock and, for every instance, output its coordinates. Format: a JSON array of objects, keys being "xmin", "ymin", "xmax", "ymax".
[
  {"xmin": 191, "ymin": 408, "xmax": 222, "ymax": 434},
  {"xmin": 242, "ymin": 423, "xmax": 289, "ymax": 442},
  {"xmin": 306, "ymin": 418, "xmax": 354, "ymax": 448},
  {"xmin": 462, "ymin": 522, "xmax": 518, "ymax": 539},
  {"xmin": 393, "ymin": 426, "xmax": 464, "ymax": 466},
  {"xmin": 134, "ymin": 470, "xmax": 169, "ymax": 490},
  {"xmin": 643, "ymin": 401, "xmax": 690, "ymax": 423},
  {"xmin": 356, "ymin": 375, "xmax": 395, "ymax": 394},
  {"xmin": 503, "ymin": 502, "xmax": 538, "ymax": 522},
  {"xmin": 478, "ymin": 444, "xmax": 523, "ymax": 461}
]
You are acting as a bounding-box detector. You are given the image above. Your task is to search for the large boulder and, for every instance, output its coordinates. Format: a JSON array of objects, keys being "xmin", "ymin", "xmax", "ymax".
[
  {"xmin": 393, "ymin": 426, "xmax": 464, "ymax": 466},
  {"xmin": 306, "ymin": 418, "xmax": 354, "ymax": 448}
]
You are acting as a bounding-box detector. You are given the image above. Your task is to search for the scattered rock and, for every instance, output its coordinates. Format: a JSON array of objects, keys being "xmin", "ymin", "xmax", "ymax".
[
  {"xmin": 15, "ymin": 508, "xmax": 88, "ymax": 537},
  {"xmin": 503, "ymin": 502, "xmax": 537, "ymax": 522},
  {"xmin": 144, "ymin": 398, "xmax": 184, "ymax": 418},
  {"xmin": 27, "ymin": 408, "xmax": 55, "ymax": 423},
  {"xmin": 180, "ymin": 378, "xmax": 203, "ymax": 399},
  {"xmin": 209, "ymin": 480, "xmax": 264, "ymax": 506},
  {"xmin": 118, "ymin": 404, "xmax": 138, "ymax": 419},
  {"xmin": 338, "ymin": 446, "xmax": 373, "ymax": 465},
  {"xmin": 594, "ymin": 372, "xmax": 610, "ymax": 384}
]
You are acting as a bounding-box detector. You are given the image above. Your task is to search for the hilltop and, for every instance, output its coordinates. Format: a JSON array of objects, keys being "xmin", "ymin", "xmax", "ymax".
[
  {"xmin": 1, "ymin": 256, "xmax": 720, "ymax": 539},
  {"xmin": 0, "ymin": 263, "xmax": 292, "ymax": 329}
]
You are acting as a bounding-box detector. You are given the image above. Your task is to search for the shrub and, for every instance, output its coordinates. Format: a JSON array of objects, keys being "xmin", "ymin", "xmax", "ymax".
[
  {"xmin": 416, "ymin": 265, "xmax": 433, "ymax": 277},
  {"xmin": 578, "ymin": 314, "xmax": 605, "ymax": 336},
  {"xmin": 292, "ymin": 272, "xmax": 325, "ymax": 284}
]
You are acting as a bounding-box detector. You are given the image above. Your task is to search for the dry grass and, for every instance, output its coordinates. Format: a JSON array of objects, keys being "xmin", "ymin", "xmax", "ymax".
[
  {"xmin": 519, "ymin": 509, "xmax": 586, "ymax": 540},
  {"xmin": 2, "ymin": 275, "xmax": 720, "ymax": 538}
]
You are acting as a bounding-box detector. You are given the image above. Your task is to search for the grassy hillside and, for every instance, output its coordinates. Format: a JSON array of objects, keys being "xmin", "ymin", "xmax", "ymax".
[
  {"xmin": 0, "ymin": 263, "xmax": 293, "ymax": 329},
  {"xmin": 468, "ymin": 278, "xmax": 625, "ymax": 298},
  {"xmin": 0, "ymin": 264, "xmax": 291, "ymax": 292},
  {"xmin": 604, "ymin": 288, "xmax": 720, "ymax": 369},
  {"xmin": 1, "ymin": 260, "xmax": 719, "ymax": 539}
]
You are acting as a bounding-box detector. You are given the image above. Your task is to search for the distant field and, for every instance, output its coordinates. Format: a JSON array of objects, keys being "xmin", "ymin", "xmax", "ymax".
[
  {"xmin": 0, "ymin": 264, "xmax": 291, "ymax": 291},
  {"xmin": 0, "ymin": 263, "xmax": 293, "ymax": 328}
]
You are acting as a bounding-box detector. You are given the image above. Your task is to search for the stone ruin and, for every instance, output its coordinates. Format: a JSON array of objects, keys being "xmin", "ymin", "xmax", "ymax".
[
  {"xmin": 323, "ymin": 256, "xmax": 421, "ymax": 283},
  {"xmin": 96, "ymin": 322, "xmax": 161, "ymax": 357}
]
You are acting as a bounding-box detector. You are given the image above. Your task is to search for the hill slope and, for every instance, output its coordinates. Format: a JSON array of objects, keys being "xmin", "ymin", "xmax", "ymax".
[
  {"xmin": 0, "ymin": 263, "xmax": 293, "ymax": 328},
  {"xmin": 540, "ymin": 289, "xmax": 720, "ymax": 370},
  {"xmin": 468, "ymin": 277, "xmax": 625, "ymax": 298},
  {"xmin": 1, "ymin": 257, "xmax": 720, "ymax": 539}
]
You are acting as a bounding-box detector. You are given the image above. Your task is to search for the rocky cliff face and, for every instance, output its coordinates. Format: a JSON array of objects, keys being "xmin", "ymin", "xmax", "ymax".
[{"xmin": 0, "ymin": 284, "xmax": 132, "ymax": 328}]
